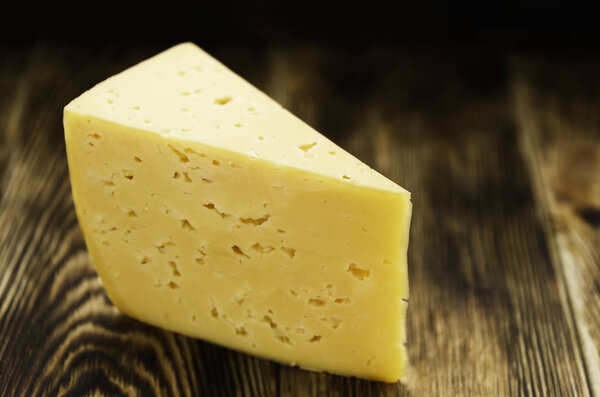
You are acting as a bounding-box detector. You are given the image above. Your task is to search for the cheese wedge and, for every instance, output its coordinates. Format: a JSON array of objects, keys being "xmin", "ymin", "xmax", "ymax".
[{"xmin": 63, "ymin": 43, "xmax": 411, "ymax": 382}]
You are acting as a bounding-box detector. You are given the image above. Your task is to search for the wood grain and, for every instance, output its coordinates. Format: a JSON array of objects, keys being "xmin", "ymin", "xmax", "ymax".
[
  {"xmin": 0, "ymin": 43, "xmax": 598, "ymax": 396},
  {"xmin": 513, "ymin": 56, "xmax": 600, "ymax": 395}
]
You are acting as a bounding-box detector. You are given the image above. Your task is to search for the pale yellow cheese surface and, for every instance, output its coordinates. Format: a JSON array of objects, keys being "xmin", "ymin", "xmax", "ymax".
[{"xmin": 64, "ymin": 43, "xmax": 411, "ymax": 382}]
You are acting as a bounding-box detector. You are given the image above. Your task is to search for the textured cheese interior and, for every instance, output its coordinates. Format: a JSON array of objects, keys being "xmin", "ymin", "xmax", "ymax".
[
  {"xmin": 65, "ymin": 42, "xmax": 408, "ymax": 195},
  {"xmin": 64, "ymin": 113, "xmax": 410, "ymax": 381}
]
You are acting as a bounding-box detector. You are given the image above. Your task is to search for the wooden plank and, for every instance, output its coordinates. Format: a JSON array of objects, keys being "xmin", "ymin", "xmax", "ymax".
[
  {"xmin": 365, "ymin": 50, "xmax": 589, "ymax": 396},
  {"xmin": 0, "ymin": 43, "xmax": 594, "ymax": 395},
  {"xmin": 513, "ymin": 56, "xmax": 600, "ymax": 396}
]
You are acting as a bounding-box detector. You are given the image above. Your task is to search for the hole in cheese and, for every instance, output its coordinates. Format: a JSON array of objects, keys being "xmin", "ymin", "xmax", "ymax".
[
  {"xmin": 347, "ymin": 263, "xmax": 370, "ymax": 280},
  {"xmin": 214, "ymin": 96, "xmax": 232, "ymax": 105},
  {"xmin": 281, "ymin": 247, "xmax": 296, "ymax": 259},
  {"xmin": 298, "ymin": 142, "xmax": 317, "ymax": 152}
]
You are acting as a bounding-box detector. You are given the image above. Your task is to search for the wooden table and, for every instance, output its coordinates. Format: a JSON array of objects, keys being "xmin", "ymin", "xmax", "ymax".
[{"xmin": 1, "ymin": 42, "xmax": 599, "ymax": 396}]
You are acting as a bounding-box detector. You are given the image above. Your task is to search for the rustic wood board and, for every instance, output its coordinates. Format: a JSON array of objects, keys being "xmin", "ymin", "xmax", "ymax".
[
  {"xmin": 0, "ymin": 43, "xmax": 598, "ymax": 396},
  {"xmin": 512, "ymin": 55, "xmax": 600, "ymax": 395}
]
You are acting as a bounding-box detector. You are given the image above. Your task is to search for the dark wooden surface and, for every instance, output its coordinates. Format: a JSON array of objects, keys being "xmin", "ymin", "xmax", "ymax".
[{"xmin": 1, "ymin": 42, "xmax": 599, "ymax": 396}]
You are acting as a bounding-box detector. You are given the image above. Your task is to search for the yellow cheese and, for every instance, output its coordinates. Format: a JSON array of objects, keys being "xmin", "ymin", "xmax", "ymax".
[{"xmin": 63, "ymin": 43, "xmax": 411, "ymax": 382}]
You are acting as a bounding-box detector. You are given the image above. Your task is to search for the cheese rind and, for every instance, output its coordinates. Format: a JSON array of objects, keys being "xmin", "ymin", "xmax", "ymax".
[{"xmin": 64, "ymin": 43, "xmax": 411, "ymax": 382}]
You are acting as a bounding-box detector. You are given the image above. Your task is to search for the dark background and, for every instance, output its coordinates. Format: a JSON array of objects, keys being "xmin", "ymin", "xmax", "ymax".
[{"xmin": 4, "ymin": 0, "xmax": 600, "ymax": 52}]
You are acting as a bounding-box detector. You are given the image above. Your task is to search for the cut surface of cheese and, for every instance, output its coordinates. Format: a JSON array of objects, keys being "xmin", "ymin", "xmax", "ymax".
[{"xmin": 63, "ymin": 43, "xmax": 411, "ymax": 382}]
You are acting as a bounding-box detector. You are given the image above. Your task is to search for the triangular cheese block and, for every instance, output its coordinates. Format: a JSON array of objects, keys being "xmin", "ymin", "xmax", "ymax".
[{"xmin": 64, "ymin": 43, "xmax": 411, "ymax": 382}]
